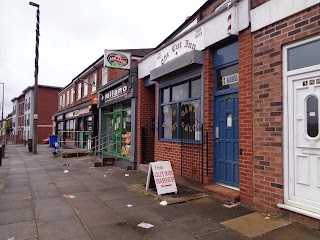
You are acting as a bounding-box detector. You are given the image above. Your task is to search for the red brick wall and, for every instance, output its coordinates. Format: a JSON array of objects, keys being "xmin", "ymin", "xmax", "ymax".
[
  {"xmin": 252, "ymin": 4, "xmax": 320, "ymax": 213},
  {"xmin": 201, "ymin": 0, "xmax": 228, "ymax": 19},
  {"xmin": 137, "ymin": 80, "xmax": 155, "ymax": 164},
  {"xmin": 38, "ymin": 87, "xmax": 60, "ymax": 142},
  {"xmin": 204, "ymin": 49, "xmax": 214, "ymax": 184},
  {"xmin": 238, "ymin": 28, "xmax": 254, "ymax": 204}
]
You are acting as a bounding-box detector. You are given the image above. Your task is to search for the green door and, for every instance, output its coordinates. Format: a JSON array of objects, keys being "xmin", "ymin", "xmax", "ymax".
[{"xmin": 105, "ymin": 111, "xmax": 122, "ymax": 157}]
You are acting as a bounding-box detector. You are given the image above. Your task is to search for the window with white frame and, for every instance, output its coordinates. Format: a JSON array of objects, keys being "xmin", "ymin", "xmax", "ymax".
[
  {"xmin": 59, "ymin": 96, "xmax": 63, "ymax": 109},
  {"xmin": 66, "ymin": 91, "xmax": 70, "ymax": 105},
  {"xmin": 71, "ymin": 88, "xmax": 74, "ymax": 103},
  {"xmin": 77, "ymin": 83, "xmax": 82, "ymax": 100},
  {"xmin": 83, "ymin": 79, "xmax": 88, "ymax": 97},
  {"xmin": 91, "ymin": 73, "xmax": 97, "ymax": 93},
  {"xmin": 102, "ymin": 67, "xmax": 108, "ymax": 85},
  {"xmin": 62, "ymin": 94, "xmax": 66, "ymax": 107}
]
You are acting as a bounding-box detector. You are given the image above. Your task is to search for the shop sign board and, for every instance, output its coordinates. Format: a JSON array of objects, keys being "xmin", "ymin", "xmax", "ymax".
[
  {"xmin": 101, "ymin": 84, "xmax": 128, "ymax": 103},
  {"xmin": 104, "ymin": 50, "xmax": 131, "ymax": 70},
  {"xmin": 146, "ymin": 161, "xmax": 178, "ymax": 195},
  {"xmin": 57, "ymin": 115, "xmax": 63, "ymax": 121},
  {"xmin": 222, "ymin": 73, "xmax": 239, "ymax": 86},
  {"xmin": 155, "ymin": 26, "xmax": 204, "ymax": 67}
]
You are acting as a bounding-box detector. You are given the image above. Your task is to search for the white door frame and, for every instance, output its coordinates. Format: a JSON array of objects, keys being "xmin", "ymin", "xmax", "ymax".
[{"xmin": 281, "ymin": 35, "xmax": 320, "ymax": 219}]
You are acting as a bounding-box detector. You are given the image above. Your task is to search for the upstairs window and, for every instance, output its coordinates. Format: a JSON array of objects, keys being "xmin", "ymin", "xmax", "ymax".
[
  {"xmin": 62, "ymin": 94, "xmax": 66, "ymax": 107},
  {"xmin": 102, "ymin": 67, "xmax": 108, "ymax": 86},
  {"xmin": 91, "ymin": 73, "xmax": 97, "ymax": 93},
  {"xmin": 70, "ymin": 88, "xmax": 74, "ymax": 103},
  {"xmin": 83, "ymin": 79, "xmax": 88, "ymax": 97},
  {"xmin": 77, "ymin": 83, "xmax": 82, "ymax": 100},
  {"xmin": 66, "ymin": 91, "xmax": 70, "ymax": 105}
]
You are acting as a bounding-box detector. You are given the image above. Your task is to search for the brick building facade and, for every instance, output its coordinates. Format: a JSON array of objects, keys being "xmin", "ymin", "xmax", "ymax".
[
  {"xmin": 137, "ymin": 0, "xmax": 320, "ymax": 228},
  {"xmin": 11, "ymin": 85, "xmax": 62, "ymax": 144}
]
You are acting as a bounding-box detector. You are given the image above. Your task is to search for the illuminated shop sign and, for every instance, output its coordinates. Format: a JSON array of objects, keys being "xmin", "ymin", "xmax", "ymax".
[
  {"xmin": 155, "ymin": 27, "xmax": 204, "ymax": 67},
  {"xmin": 101, "ymin": 85, "xmax": 128, "ymax": 103}
]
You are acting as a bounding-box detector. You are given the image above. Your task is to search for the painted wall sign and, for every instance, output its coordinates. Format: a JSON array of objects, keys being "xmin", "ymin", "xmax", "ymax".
[
  {"xmin": 101, "ymin": 85, "xmax": 128, "ymax": 103},
  {"xmin": 146, "ymin": 161, "xmax": 178, "ymax": 195},
  {"xmin": 155, "ymin": 27, "xmax": 204, "ymax": 67},
  {"xmin": 222, "ymin": 73, "xmax": 239, "ymax": 86},
  {"xmin": 104, "ymin": 50, "xmax": 131, "ymax": 70}
]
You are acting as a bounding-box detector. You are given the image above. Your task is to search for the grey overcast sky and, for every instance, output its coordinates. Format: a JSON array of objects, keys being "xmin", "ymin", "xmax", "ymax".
[{"xmin": 0, "ymin": 0, "xmax": 207, "ymax": 118}]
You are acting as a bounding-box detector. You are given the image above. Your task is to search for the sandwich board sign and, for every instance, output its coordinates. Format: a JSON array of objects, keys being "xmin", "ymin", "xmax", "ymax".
[{"xmin": 146, "ymin": 161, "xmax": 178, "ymax": 195}]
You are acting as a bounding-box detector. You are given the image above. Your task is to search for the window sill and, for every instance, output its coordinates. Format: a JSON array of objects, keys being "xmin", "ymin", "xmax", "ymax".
[{"xmin": 158, "ymin": 138, "xmax": 202, "ymax": 144}]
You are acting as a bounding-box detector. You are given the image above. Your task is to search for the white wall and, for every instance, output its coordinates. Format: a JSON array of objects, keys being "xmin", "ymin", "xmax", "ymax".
[{"xmin": 251, "ymin": 0, "xmax": 320, "ymax": 32}]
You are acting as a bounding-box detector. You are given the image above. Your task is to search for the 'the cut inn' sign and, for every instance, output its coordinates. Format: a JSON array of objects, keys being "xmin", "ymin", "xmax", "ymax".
[{"xmin": 146, "ymin": 161, "xmax": 178, "ymax": 195}]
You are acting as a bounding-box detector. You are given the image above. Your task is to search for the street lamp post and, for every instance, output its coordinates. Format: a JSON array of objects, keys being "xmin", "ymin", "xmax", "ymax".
[
  {"xmin": 0, "ymin": 83, "xmax": 4, "ymax": 141},
  {"xmin": 29, "ymin": 1, "xmax": 40, "ymax": 154}
]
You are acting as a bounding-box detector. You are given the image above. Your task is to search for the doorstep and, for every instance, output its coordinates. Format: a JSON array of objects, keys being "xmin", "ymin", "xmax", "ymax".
[{"xmin": 204, "ymin": 184, "xmax": 240, "ymax": 202}]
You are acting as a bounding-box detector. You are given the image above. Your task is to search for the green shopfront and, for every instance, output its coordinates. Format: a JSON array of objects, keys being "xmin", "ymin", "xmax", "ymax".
[{"xmin": 98, "ymin": 71, "xmax": 138, "ymax": 170}]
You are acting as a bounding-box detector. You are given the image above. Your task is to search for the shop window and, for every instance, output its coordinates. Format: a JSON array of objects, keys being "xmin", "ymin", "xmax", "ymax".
[
  {"xmin": 216, "ymin": 64, "xmax": 238, "ymax": 91},
  {"xmin": 306, "ymin": 95, "xmax": 319, "ymax": 138},
  {"xmin": 160, "ymin": 78, "xmax": 201, "ymax": 141},
  {"xmin": 288, "ymin": 39, "xmax": 320, "ymax": 71}
]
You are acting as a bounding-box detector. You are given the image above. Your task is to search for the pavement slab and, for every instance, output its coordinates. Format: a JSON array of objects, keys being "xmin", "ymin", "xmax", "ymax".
[
  {"xmin": 142, "ymin": 226, "xmax": 197, "ymax": 240},
  {"xmin": 35, "ymin": 204, "xmax": 78, "ymax": 223},
  {"xmin": 89, "ymin": 222, "xmax": 143, "ymax": 240},
  {"xmin": 0, "ymin": 208, "xmax": 34, "ymax": 226},
  {"xmin": 105, "ymin": 195, "xmax": 157, "ymax": 213},
  {"xmin": 172, "ymin": 214, "xmax": 225, "ymax": 236},
  {"xmin": 1, "ymin": 185, "xmax": 31, "ymax": 194},
  {"xmin": 0, "ymin": 220, "xmax": 37, "ymax": 240},
  {"xmin": 0, "ymin": 191, "xmax": 31, "ymax": 202},
  {"xmin": 0, "ymin": 199, "xmax": 33, "ymax": 212},
  {"xmin": 37, "ymin": 218, "xmax": 89, "ymax": 240},
  {"xmin": 119, "ymin": 209, "xmax": 173, "ymax": 234},
  {"xmin": 32, "ymin": 189, "xmax": 62, "ymax": 199},
  {"xmin": 34, "ymin": 196, "xmax": 68, "ymax": 208},
  {"xmin": 221, "ymin": 212, "xmax": 291, "ymax": 238}
]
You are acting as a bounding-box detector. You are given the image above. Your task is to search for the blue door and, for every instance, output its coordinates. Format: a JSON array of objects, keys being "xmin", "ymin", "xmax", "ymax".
[{"xmin": 214, "ymin": 93, "xmax": 239, "ymax": 188}]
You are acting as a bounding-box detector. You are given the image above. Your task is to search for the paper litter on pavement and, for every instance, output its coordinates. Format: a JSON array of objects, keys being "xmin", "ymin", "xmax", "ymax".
[
  {"xmin": 160, "ymin": 200, "xmax": 168, "ymax": 206},
  {"xmin": 127, "ymin": 204, "xmax": 133, "ymax": 207},
  {"xmin": 63, "ymin": 170, "xmax": 69, "ymax": 173},
  {"xmin": 125, "ymin": 174, "xmax": 129, "ymax": 176},
  {"xmin": 63, "ymin": 194, "xmax": 75, "ymax": 199},
  {"xmin": 137, "ymin": 222, "xmax": 154, "ymax": 229}
]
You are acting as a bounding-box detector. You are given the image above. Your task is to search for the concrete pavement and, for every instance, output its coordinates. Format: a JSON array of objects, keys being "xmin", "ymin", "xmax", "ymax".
[{"xmin": 0, "ymin": 144, "xmax": 319, "ymax": 240}]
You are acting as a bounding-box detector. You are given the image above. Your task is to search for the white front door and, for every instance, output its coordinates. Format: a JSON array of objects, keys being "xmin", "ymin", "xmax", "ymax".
[{"xmin": 287, "ymin": 70, "xmax": 320, "ymax": 214}]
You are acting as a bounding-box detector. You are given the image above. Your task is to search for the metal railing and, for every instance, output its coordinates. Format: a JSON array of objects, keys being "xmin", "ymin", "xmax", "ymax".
[
  {"xmin": 90, "ymin": 131, "xmax": 121, "ymax": 162},
  {"xmin": 57, "ymin": 130, "xmax": 121, "ymax": 160}
]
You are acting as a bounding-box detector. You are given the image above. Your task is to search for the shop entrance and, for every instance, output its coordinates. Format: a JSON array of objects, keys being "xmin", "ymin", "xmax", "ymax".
[
  {"xmin": 105, "ymin": 111, "xmax": 122, "ymax": 157},
  {"xmin": 104, "ymin": 105, "xmax": 132, "ymax": 160},
  {"xmin": 214, "ymin": 93, "xmax": 239, "ymax": 188}
]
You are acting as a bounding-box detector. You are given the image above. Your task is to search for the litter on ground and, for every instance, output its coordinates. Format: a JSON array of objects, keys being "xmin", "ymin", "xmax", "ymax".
[
  {"xmin": 160, "ymin": 200, "xmax": 168, "ymax": 206},
  {"xmin": 125, "ymin": 174, "xmax": 129, "ymax": 177},
  {"xmin": 63, "ymin": 170, "xmax": 69, "ymax": 173},
  {"xmin": 127, "ymin": 204, "xmax": 133, "ymax": 207},
  {"xmin": 137, "ymin": 222, "xmax": 154, "ymax": 229},
  {"xmin": 63, "ymin": 194, "xmax": 75, "ymax": 199}
]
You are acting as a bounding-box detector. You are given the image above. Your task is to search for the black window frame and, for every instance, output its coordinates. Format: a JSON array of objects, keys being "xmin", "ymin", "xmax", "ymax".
[{"xmin": 158, "ymin": 70, "xmax": 202, "ymax": 143}]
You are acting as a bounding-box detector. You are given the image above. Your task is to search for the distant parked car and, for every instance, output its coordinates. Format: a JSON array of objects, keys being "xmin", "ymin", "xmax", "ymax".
[{"xmin": 42, "ymin": 138, "xmax": 49, "ymax": 144}]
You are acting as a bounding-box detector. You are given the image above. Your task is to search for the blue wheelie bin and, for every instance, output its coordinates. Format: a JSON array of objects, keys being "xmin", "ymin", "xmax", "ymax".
[{"xmin": 49, "ymin": 135, "xmax": 58, "ymax": 147}]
